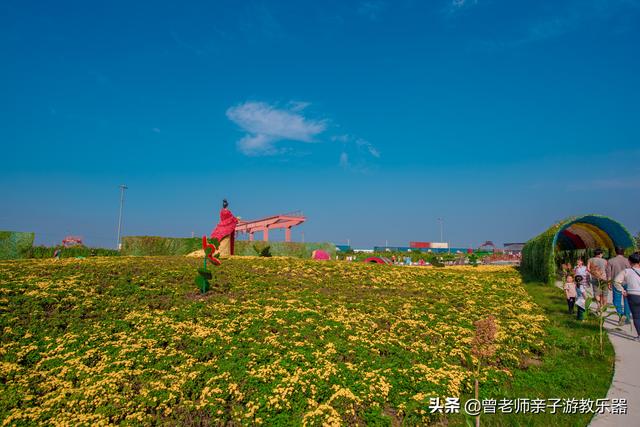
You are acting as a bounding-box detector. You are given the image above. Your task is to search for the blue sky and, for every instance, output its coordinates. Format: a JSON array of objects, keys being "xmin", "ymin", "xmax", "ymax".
[{"xmin": 1, "ymin": 0, "xmax": 639, "ymax": 249}]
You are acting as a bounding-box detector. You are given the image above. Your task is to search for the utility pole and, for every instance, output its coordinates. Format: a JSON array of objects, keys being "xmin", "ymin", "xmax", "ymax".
[
  {"xmin": 437, "ymin": 217, "xmax": 444, "ymax": 243},
  {"xmin": 116, "ymin": 184, "xmax": 128, "ymax": 250}
]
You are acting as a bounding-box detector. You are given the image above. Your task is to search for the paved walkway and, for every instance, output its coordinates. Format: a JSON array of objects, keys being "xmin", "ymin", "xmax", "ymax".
[
  {"xmin": 589, "ymin": 312, "xmax": 640, "ymax": 426},
  {"xmin": 555, "ymin": 281, "xmax": 640, "ymax": 426}
]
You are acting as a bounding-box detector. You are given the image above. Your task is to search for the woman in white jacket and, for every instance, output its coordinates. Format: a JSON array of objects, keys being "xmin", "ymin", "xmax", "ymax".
[{"xmin": 614, "ymin": 252, "xmax": 640, "ymax": 341}]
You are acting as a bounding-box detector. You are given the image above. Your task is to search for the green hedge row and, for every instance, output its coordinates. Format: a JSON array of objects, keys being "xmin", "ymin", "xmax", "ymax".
[
  {"xmin": 121, "ymin": 236, "xmax": 336, "ymax": 258},
  {"xmin": 1, "ymin": 232, "xmax": 119, "ymax": 259},
  {"xmin": 0, "ymin": 231, "xmax": 35, "ymax": 260},
  {"xmin": 521, "ymin": 223, "xmax": 560, "ymax": 284},
  {"xmin": 121, "ymin": 236, "xmax": 202, "ymax": 256},
  {"xmin": 235, "ymin": 241, "xmax": 336, "ymax": 258}
]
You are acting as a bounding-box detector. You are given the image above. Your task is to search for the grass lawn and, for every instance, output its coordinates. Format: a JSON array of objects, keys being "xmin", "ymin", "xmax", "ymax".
[
  {"xmin": 455, "ymin": 280, "xmax": 615, "ymax": 427},
  {"xmin": 0, "ymin": 257, "xmax": 613, "ymax": 425}
]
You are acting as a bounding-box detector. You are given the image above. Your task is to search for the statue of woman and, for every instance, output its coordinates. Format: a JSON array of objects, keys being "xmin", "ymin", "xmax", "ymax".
[{"xmin": 210, "ymin": 199, "xmax": 238, "ymax": 256}]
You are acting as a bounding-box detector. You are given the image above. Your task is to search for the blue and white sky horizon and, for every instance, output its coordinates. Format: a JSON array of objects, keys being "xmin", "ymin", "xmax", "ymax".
[{"xmin": 1, "ymin": 0, "xmax": 639, "ymax": 249}]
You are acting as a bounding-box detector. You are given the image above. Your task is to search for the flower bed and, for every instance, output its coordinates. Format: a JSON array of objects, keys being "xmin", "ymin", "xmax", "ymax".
[{"xmin": 0, "ymin": 258, "xmax": 546, "ymax": 425}]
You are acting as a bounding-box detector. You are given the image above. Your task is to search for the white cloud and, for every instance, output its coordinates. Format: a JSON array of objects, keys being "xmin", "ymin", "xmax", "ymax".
[
  {"xmin": 237, "ymin": 134, "xmax": 278, "ymax": 156},
  {"xmin": 226, "ymin": 101, "xmax": 327, "ymax": 156},
  {"xmin": 339, "ymin": 152, "xmax": 350, "ymax": 168}
]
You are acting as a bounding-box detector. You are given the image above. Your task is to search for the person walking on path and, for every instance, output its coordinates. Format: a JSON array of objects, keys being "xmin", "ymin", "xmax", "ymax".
[
  {"xmin": 575, "ymin": 275, "xmax": 587, "ymax": 321},
  {"xmin": 564, "ymin": 275, "xmax": 577, "ymax": 314},
  {"xmin": 613, "ymin": 252, "xmax": 640, "ymax": 341},
  {"xmin": 609, "ymin": 247, "xmax": 632, "ymax": 325},
  {"xmin": 588, "ymin": 249, "xmax": 609, "ymax": 308},
  {"xmin": 574, "ymin": 258, "xmax": 589, "ymax": 295},
  {"xmin": 573, "ymin": 258, "xmax": 590, "ymax": 296}
]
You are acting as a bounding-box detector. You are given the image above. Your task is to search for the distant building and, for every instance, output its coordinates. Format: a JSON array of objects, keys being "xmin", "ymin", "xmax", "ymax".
[
  {"xmin": 373, "ymin": 246, "xmax": 466, "ymax": 254},
  {"xmin": 410, "ymin": 241, "xmax": 449, "ymax": 249},
  {"xmin": 478, "ymin": 241, "xmax": 498, "ymax": 252},
  {"xmin": 503, "ymin": 242, "xmax": 525, "ymax": 254}
]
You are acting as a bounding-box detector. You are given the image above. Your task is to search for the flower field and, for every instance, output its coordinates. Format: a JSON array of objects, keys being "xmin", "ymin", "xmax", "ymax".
[{"xmin": 0, "ymin": 257, "xmax": 547, "ymax": 425}]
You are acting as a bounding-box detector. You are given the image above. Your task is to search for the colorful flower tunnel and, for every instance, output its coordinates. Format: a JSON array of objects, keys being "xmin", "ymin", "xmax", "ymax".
[{"xmin": 521, "ymin": 214, "xmax": 636, "ymax": 283}]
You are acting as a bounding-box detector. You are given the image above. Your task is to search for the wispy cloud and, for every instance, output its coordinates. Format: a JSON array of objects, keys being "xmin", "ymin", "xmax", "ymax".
[
  {"xmin": 447, "ymin": 0, "xmax": 478, "ymax": 14},
  {"xmin": 287, "ymin": 101, "xmax": 311, "ymax": 112},
  {"xmin": 356, "ymin": 138, "xmax": 380, "ymax": 158},
  {"xmin": 239, "ymin": 2, "xmax": 284, "ymax": 42},
  {"xmin": 333, "ymin": 134, "xmax": 380, "ymax": 171},
  {"xmin": 451, "ymin": 0, "xmax": 477, "ymax": 10},
  {"xmin": 226, "ymin": 101, "xmax": 327, "ymax": 156},
  {"xmin": 358, "ymin": 1, "xmax": 385, "ymax": 21},
  {"xmin": 468, "ymin": 0, "xmax": 640, "ymax": 49}
]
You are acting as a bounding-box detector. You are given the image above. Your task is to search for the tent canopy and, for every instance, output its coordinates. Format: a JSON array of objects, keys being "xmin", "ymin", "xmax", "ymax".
[{"xmin": 553, "ymin": 215, "xmax": 635, "ymax": 252}]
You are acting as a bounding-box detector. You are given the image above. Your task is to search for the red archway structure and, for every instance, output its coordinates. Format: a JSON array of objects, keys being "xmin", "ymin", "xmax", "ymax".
[
  {"xmin": 62, "ymin": 236, "xmax": 83, "ymax": 248},
  {"xmin": 235, "ymin": 212, "xmax": 306, "ymax": 242}
]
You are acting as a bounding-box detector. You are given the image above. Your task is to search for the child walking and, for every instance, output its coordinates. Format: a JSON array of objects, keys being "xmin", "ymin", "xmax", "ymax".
[
  {"xmin": 564, "ymin": 274, "xmax": 577, "ymax": 314},
  {"xmin": 575, "ymin": 275, "xmax": 586, "ymax": 320}
]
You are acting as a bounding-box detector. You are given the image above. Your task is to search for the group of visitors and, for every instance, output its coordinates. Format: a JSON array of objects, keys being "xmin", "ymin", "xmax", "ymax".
[{"xmin": 562, "ymin": 247, "xmax": 640, "ymax": 341}]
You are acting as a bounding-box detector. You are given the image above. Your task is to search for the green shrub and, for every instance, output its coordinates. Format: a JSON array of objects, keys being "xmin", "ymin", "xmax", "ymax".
[
  {"xmin": 468, "ymin": 253, "xmax": 479, "ymax": 267},
  {"xmin": 253, "ymin": 244, "xmax": 272, "ymax": 257},
  {"xmin": 521, "ymin": 222, "xmax": 560, "ymax": 284}
]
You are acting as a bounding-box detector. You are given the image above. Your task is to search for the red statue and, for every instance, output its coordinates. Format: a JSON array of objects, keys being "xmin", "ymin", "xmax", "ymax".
[{"xmin": 210, "ymin": 199, "xmax": 238, "ymax": 256}]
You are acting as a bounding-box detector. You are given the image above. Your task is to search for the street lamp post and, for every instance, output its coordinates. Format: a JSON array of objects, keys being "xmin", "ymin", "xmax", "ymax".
[
  {"xmin": 437, "ymin": 217, "xmax": 444, "ymax": 243},
  {"xmin": 116, "ymin": 184, "xmax": 128, "ymax": 250}
]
